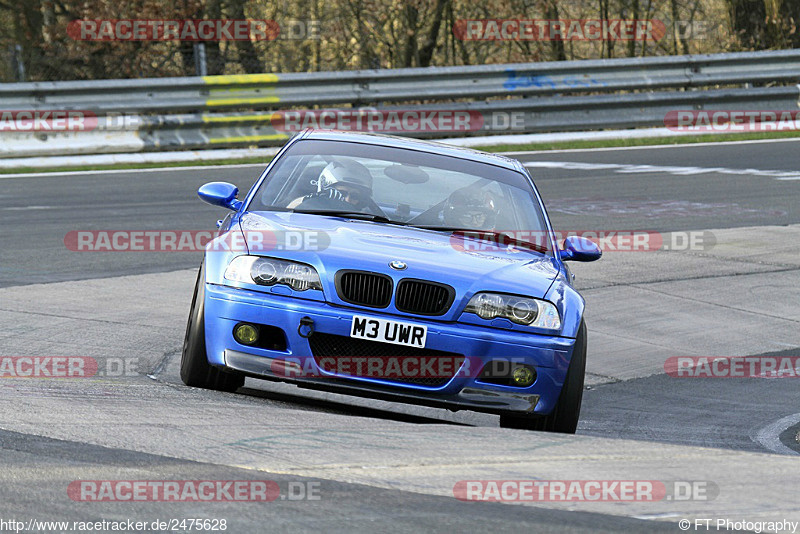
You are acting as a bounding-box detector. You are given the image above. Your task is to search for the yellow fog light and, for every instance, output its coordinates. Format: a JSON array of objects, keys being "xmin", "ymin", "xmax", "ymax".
[
  {"xmin": 233, "ymin": 323, "xmax": 259, "ymax": 345},
  {"xmin": 511, "ymin": 366, "xmax": 536, "ymax": 387}
]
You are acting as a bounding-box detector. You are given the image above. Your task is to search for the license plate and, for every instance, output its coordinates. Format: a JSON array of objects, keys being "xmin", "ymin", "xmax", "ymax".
[{"xmin": 350, "ymin": 315, "xmax": 427, "ymax": 348}]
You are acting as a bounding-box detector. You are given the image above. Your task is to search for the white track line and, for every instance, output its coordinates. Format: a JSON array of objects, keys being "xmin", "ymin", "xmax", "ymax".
[
  {"xmin": 750, "ymin": 413, "xmax": 800, "ymax": 456},
  {"xmin": 523, "ymin": 161, "xmax": 800, "ymax": 180},
  {"xmin": 503, "ymin": 136, "xmax": 800, "ymax": 155}
]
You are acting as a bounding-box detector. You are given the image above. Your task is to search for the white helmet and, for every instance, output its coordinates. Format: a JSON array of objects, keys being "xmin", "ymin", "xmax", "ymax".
[{"xmin": 317, "ymin": 160, "xmax": 373, "ymax": 194}]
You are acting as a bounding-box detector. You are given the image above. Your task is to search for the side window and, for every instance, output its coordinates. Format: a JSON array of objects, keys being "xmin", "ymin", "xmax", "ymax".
[
  {"xmin": 255, "ymin": 156, "xmax": 299, "ymax": 208},
  {"xmin": 505, "ymin": 186, "xmax": 546, "ymax": 236},
  {"xmin": 281, "ymin": 156, "xmax": 328, "ymax": 205},
  {"xmin": 484, "ymin": 182, "xmax": 514, "ymax": 230},
  {"xmin": 256, "ymin": 155, "xmax": 325, "ymax": 208}
]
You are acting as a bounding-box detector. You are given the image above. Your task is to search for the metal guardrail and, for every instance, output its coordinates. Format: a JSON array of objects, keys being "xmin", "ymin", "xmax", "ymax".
[
  {"xmin": 3, "ymin": 49, "xmax": 800, "ymax": 112},
  {"xmin": 1, "ymin": 49, "xmax": 799, "ymax": 158},
  {"xmin": 128, "ymin": 86, "xmax": 799, "ymax": 152}
]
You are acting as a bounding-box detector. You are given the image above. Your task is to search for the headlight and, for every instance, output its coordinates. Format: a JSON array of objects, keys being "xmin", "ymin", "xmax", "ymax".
[
  {"xmin": 224, "ymin": 256, "xmax": 322, "ymax": 291},
  {"xmin": 464, "ymin": 292, "xmax": 561, "ymax": 330}
]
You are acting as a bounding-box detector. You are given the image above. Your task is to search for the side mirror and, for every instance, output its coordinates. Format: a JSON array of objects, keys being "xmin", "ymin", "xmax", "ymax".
[
  {"xmin": 560, "ymin": 236, "xmax": 602, "ymax": 262},
  {"xmin": 198, "ymin": 182, "xmax": 242, "ymax": 211}
]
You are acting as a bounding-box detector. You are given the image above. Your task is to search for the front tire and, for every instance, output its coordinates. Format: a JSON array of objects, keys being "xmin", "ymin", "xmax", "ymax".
[
  {"xmin": 180, "ymin": 262, "xmax": 245, "ymax": 393},
  {"xmin": 500, "ymin": 320, "xmax": 587, "ymax": 433}
]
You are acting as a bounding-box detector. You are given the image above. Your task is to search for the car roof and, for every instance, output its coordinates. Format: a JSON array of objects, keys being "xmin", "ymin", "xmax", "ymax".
[{"xmin": 298, "ymin": 129, "xmax": 524, "ymax": 172}]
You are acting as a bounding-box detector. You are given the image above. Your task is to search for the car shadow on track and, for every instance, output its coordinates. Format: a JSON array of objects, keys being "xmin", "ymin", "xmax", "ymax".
[{"xmin": 236, "ymin": 384, "xmax": 474, "ymax": 427}]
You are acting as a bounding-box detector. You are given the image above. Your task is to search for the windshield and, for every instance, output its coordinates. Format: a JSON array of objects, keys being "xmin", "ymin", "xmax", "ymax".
[{"xmin": 247, "ymin": 139, "xmax": 552, "ymax": 253}]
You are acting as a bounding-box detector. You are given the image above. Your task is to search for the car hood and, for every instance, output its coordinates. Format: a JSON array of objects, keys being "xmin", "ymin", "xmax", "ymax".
[{"xmin": 239, "ymin": 211, "xmax": 559, "ymax": 300}]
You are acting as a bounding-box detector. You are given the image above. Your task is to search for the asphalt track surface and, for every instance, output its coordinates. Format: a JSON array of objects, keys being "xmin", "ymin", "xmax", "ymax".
[{"xmin": 0, "ymin": 138, "xmax": 799, "ymax": 532}]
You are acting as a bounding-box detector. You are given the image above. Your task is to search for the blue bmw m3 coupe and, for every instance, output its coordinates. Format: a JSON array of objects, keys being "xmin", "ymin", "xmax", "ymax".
[{"xmin": 181, "ymin": 129, "xmax": 601, "ymax": 433}]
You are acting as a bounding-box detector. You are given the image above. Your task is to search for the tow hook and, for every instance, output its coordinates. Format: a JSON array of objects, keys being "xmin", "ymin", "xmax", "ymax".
[{"xmin": 298, "ymin": 316, "xmax": 315, "ymax": 338}]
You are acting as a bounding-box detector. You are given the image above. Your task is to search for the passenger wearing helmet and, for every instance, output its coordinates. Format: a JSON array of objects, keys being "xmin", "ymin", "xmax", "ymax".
[
  {"xmin": 295, "ymin": 160, "xmax": 374, "ymax": 211},
  {"xmin": 442, "ymin": 187, "xmax": 497, "ymax": 230}
]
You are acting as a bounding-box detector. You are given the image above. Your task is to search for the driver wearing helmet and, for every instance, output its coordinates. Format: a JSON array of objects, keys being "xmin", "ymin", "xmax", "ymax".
[
  {"xmin": 442, "ymin": 186, "xmax": 498, "ymax": 230},
  {"xmin": 294, "ymin": 160, "xmax": 374, "ymax": 211}
]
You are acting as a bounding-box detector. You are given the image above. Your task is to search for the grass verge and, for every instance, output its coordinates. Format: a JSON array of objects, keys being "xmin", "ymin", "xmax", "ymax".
[{"xmin": 0, "ymin": 156, "xmax": 272, "ymax": 175}]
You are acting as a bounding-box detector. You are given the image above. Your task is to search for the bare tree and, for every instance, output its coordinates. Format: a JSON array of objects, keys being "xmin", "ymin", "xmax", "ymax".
[{"xmin": 726, "ymin": 0, "xmax": 768, "ymax": 49}]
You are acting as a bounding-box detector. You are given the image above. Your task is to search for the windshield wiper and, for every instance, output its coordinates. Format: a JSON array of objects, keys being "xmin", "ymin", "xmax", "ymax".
[
  {"xmin": 255, "ymin": 206, "xmax": 294, "ymax": 212},
  {"xmin": 291, "ymin": 209, "xmax": 407, "ymax": 225},
  {"xmin": 416, "ymin": 226, "xmax": 550, "ymax": 254}
]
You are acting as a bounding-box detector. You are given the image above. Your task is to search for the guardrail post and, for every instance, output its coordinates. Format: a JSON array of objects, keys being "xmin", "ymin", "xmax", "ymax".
[{"xmin": 193, "ymin": 43, "xmax": 207, "ymax": 77}]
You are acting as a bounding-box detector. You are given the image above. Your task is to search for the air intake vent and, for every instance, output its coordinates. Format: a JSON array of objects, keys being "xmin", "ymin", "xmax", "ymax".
[
  {"xmin": 395, "ymin": 279, "xmax": 454, "ymax": 316},
  {"xmin": 335, "ymin": 271, "xmax": 393, "ymax": 308},
  {"xmin": 308, "ymin": 333, "xmax": 463, "ymax": 388}
]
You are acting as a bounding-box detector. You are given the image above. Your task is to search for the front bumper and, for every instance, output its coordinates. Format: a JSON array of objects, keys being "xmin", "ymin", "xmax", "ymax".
[{"xmin": 204, "ymin": 283, "xmax": 578, "ymax": 415}]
